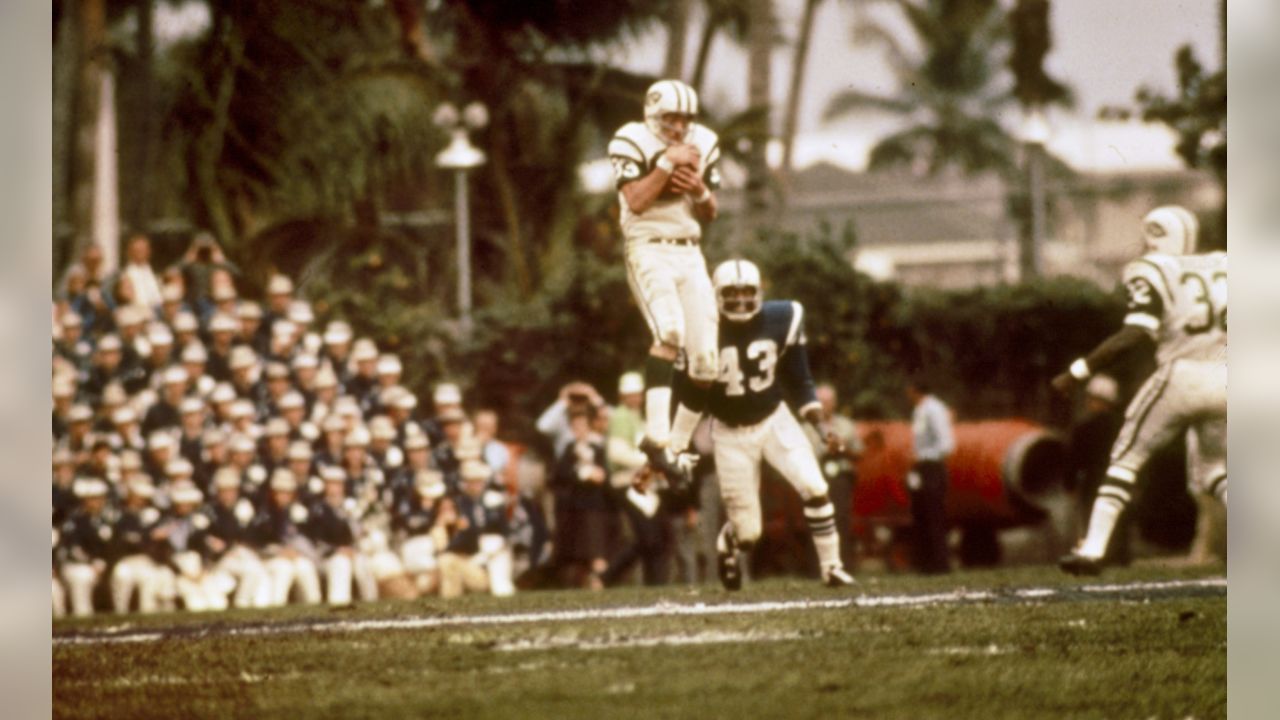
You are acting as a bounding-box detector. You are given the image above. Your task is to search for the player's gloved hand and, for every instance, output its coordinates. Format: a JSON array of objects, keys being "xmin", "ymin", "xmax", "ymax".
[
  {"xmin": 1050, "ymin": 371, "xmax": 1078, "ymax": 396},
  {"xmin": 673, "ymin": 450, "xmax": 699, "ymax": 478},
  {"xmin": 664, "ymin": 143, "xmax": 701, "ymax": 167}
]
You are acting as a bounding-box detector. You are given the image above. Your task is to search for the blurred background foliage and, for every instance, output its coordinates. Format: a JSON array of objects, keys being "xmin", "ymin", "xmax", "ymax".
[{"xmin": 53, "ymin": 0, "xmax": 1214, "ymax": 434}]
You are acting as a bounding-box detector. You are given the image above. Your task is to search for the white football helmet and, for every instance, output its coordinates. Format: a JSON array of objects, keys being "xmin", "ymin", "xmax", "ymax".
[
  {"xmin": 1141, "ymin": 205, "xmax": 1199, "ymax": 255},
  {"xmin": 712, "ymin": 259, "xmax": 763, "ymax": 322},
  {"xmin": 644, "ymin": 79, "xmax": 698, "ymax": 143}
]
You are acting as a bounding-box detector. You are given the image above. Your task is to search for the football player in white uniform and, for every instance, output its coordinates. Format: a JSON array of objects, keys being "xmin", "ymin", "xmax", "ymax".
[
  {"xmin": 608, "ymin": 79, "xmax": 722, "ymax": 485},
  {"xmin": 665, "ymin": 259, "xmax": 855, "ymax": 590},
  {"xmin": 1052, "ymin": 205, "xmax": 1227, "ymax": 575}
]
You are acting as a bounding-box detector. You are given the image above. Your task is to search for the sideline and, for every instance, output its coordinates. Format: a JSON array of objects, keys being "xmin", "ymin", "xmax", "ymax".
[{"xmin": 53, "ymin": 576, "xmax": 1226, "ymax": 648}]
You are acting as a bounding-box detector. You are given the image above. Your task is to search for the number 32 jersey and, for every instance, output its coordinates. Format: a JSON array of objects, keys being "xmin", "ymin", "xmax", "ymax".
[
  {"xmin": 1122, "ymin": 251, "xmax": 1227, "ymax": 365},
  {"xmin": 708, "ymin": 300, "xmax": 821, "ymax": 427}
]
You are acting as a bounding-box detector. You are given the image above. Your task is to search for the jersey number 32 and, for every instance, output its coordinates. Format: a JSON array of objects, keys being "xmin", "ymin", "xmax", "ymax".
[{"xmin": 719, "ymin": 340, "xmax": 778, "ymax": 396}]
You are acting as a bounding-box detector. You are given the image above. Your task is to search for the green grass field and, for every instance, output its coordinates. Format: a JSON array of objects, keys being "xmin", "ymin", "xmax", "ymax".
[{"xmin": 53, "ymin": 563, "xmax": 1225, "ymax": 719}]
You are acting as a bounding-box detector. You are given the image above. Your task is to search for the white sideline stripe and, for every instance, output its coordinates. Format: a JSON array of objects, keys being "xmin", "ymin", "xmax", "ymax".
[
  {"xmin": 53, "ymin": 577, "xmax": 1226, "ymax": 648},
  {"xmin": 492, "ymin": 629, "xmax": 804, "ymax": 653}
]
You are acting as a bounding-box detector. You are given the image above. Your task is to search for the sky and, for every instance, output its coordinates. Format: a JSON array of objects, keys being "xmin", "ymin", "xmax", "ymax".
[{"xmin": 606, "ymin": 0, "xmax": 1222, "ymax": 173}]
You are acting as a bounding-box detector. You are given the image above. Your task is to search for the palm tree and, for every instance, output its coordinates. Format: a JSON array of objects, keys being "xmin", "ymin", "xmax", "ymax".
[
  {"xmin": 780, "ymin": 0, "xmax": 823, "ymax": 181},
  {"xmin": 824, "ymin": 0, "xmax": 1018, "ymax": 177}
]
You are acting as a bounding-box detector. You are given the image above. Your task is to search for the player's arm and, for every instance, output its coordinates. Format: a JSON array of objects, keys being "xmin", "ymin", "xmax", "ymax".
[
  {"xmin": 670, "ymin": 143, "xmax": 721, "ymax": 222},
  {"xmin": 1051, "ymin": 268, "xmax": 1162, "ymax": 394},
  {"xmin": 778, "ymin": 303, "xmax": 832, "ymax": 441},
  {"xmin": 616, "ymin": 143, "xmax": 701, "ymax": 216}
]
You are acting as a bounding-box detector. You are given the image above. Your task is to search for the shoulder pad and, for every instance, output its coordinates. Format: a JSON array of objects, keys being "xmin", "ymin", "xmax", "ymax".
[
  {"xmin": 290, "ymin": 504, "xmax": 309, "ymax": 524},
  {"xmin": 235, "ymin": 498, "xmax": 255, "ymax": 525},
  {"xmin": 98, "ymin": 525, "xmax": 113, "ymax": 541},
  {"xmin": 483, "ymin": 490, "xmax": 506, "ymax": 509},
  {"xmin": 308, "ymin": 476, "xmax": 324, "ymax": 496},
  {"xmin": 1123, "ymin": 257, "xmax": 1174, "ymax": 304},
  {"xmin": 141, "ymin": 507, "xmax": 160, "ymax": 526},
  {"xmin": 192, "ymin": 513, "xmax": 210, "ymax": 530},
  {"xmin": 609, "ymin": 122, "xmax": 662, "ymax": 162},
  {"xmin": 687, "ymin": 124, "xmax": 721, "ymax": 165},
  {"xmin": 369, "ymin": 469, "xmax": 385, "ymax": 486},
  {"xmin": 247, "ymin": 466, "xmax": 267, "ymax": 484}
]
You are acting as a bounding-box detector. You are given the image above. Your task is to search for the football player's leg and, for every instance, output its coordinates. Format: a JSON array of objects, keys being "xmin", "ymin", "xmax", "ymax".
[
  {"xmin": 762, "ymin": 407, "xmax": 845, "ymax": 575},
  {"xmin": 712, "ymin": 426, "xmax": 764, "ymax": 548},
  {"xmin": 679, "ymin": 252, "xmax": 720, "ymax": 385},
  {"xmin": 1077, "ymin": 366, "xmax": 1185, "ymax": 560},
  {"xmin": 625, "ymin": 249, "xmax": 684, "ymax": 447},
  {"xmin": 1190, "ymin": 414, "xmax": 1227, "ymax": 507}
]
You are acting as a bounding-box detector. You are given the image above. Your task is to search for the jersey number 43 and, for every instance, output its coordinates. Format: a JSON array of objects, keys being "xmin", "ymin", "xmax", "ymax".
[{"xmin": 719, "ymin": 340, "xmax": 777, "ymax": 396}]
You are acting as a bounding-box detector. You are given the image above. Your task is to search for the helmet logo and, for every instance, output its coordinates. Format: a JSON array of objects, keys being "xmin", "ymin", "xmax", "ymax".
[
  {"xmin": 647, "ymin": 91, "xmax": 662, "ymax": 105},
  {"xmin": 1145, "ymin": 221, "xmax": 1166, "ymax": 238}
]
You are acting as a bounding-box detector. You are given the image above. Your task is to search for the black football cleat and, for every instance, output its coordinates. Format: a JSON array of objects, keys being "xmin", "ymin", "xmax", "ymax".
[
  {"xmin": 638, "ymin": 438, "xmax": 692, "ymax": 493},
  {"xmin": 716, "ymin": 524, "xmax": 743, "ymax": 591},
  {"xmin": 1058, "ymin": 552, "xmax": 1104, "ymax": 576},
  {"xmin": 822, "ymin": 566, "xmax": 857, "ymax": 588}
]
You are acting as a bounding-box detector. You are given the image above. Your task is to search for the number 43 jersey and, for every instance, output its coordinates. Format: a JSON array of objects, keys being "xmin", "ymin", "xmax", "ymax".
[
  {"xmin": 708, "ymin": 300, "xmax": 821, "ymax": 427},
  {"xmin": 1122, "ymin": 251, "xmax": 1227, "ymax": 366}
]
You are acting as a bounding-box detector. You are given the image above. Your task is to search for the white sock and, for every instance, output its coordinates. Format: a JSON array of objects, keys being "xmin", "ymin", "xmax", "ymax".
[
  {"xmin": 644, "ymin": 387, "xmax": 672, "ymax": 446},
  {"xmin": 1078, "ymin": 496, "xmax": 1125, "ymax": 559},
  {"xmin": 669, "ymin": 404, "xmax": 702, "ymax": 453},
  {"xmin": 805, "ymin": 502, "xmax": 841, "ymax": 569}
]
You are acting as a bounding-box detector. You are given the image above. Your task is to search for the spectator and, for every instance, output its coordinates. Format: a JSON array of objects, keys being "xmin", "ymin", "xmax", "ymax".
[
  {"xmin": 176, "ymin": 233, "xmax": 238, "ymax": 312},
  {"xmin": 204, "ymin": 469, "xmax": 271, "ymax": 608},
  {"xmin": 109, "ymin": 477, "xmax": 165, "ymax": 614},
  {"xmin": 396, "ymin": 469, "xmax": 450, "ymax": 595},
  {"xmin": 473, "ymin": 409, "xmax": 510, "ymax": 478},
  {"xmin": 57, "ymin": 479, "xmax": 114, "ymax": 616},
  {"xmin": 906, "ymin": 378, "xmax": 955, "ymax": 575},
  {"xmin": 249, "ymin": 470, "xmax": 323, "ymax": 606},
  {"xmin": 121, "ymin": 234, "xmax": 164, "ymax": 310},
  {"xmin": 142, "ymin": 367, "xmax": 188, "ymax": 436},
  {"xmin": 150, "ymin": 482, "xmax": 227, "ymax": 611},
  {"xmin": 307, "ymin": 471, "xmax": 378, "ymax": 605},
  {"xmin": 438, "ymin": 460, "xmax": 514, "ymax": 599},
  {"xmin": 549, "ymin": 406, "xmax": 613, "ymax": 589},
  {"xmin": 320, "ymin": 321, "xmax": 354, "ymax": 390},
  {"xmin": 537, "ymin": 381, "xmax": 606, "ymax": 457},
  {"xmin": 803, "ymin": 383, "xmax": 864, "ymax": 568}
]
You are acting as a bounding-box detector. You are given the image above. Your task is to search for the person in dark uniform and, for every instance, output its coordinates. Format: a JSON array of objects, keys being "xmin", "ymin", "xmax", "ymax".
[
  {"xmin": 204, "ymin": 467, "xmax": 270, "ymax": 609},
  {"xmin": 438, "ymin": 460, "xmax": 514, "ymax": 598},
  {"xmin": 57, "ymin": 479, "xmax": 116, "ymax": 616},
  {"xmin": 664, "ymin": 259, "xmax": 856, "ymax": 590},
  {"xmin": 306, "ymin": 471, "xmax": 377, "ymax": 605},
  {"xmin": 248, "ymin": 470, "xmax": 323, "ymax": 606},
  {"xmin": 108, "ymin": 477, "xmax": 164, "ymax": 614}
]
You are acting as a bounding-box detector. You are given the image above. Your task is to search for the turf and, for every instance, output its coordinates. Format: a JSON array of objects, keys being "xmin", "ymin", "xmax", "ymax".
[{"xmin": 52, "ymin": 563, "xmax": 1226, "ymax": 719}]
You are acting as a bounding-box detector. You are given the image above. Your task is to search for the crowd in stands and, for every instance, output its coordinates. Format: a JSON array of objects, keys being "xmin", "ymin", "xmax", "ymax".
[{"xmin": 51, "ymin": 234, "xmax": 722, "ymax": 618}]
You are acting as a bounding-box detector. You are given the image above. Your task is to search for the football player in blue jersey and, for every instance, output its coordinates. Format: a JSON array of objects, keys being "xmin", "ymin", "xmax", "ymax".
[{"xmin": 665, "ymin": 259, "xmax": 856, "ymax": 590}]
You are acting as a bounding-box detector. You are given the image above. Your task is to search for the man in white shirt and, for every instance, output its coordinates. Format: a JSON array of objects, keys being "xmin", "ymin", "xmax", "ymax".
[
  {"xmin": 907, "ymin": 378, "xmax": 955, "ymax": 574},
  {"xmin": 122, "ymin": 234, "xmax": 164, "ymax": 309}
]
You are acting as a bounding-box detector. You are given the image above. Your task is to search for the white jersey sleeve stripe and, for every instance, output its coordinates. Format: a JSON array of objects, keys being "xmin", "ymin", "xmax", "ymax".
[
  {"xmin": 786, "ymin": 302, "xmax": 806, "ymax": 347},
  {"xmin": 1124, "ymin": 312, "xmax": 1160, "ymax": 331}
]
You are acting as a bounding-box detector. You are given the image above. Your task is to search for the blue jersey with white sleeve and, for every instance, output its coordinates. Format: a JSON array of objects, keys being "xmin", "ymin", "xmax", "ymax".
[{"xmin": 708, "ymin": 300, "xmax": 820, "ymax": 427}]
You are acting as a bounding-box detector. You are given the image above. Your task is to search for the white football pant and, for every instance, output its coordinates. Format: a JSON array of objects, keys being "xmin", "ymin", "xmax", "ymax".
[
  {"xmin": 712, "ymin": 403, "xmax": 830, "ymax": 545},
  {"xmin": 624, "ymin": 241, "xmax": 719, "ymax": 381},
  {"xmin": 1107, "ymin": 359, "xmax": 1227, "ymax": 500}
]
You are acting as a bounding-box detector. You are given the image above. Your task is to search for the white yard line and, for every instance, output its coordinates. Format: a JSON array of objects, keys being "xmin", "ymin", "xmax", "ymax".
[
  {"xmin": 53, "ymin": 577, "xmax": 1225, "ymax": 648},
  {"xmin": 492, "ymin": 629, "xmax": 806, "ymax": 653}
]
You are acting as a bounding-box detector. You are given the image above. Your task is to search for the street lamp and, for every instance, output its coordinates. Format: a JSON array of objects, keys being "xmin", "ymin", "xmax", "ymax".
[
  {"xmin": 434, "ymin": 102, "xmax": 488, "ymax": 339},
  {"xmin": 1019, "ymin": 108, "xmax": 1050, "ymax": 280}
]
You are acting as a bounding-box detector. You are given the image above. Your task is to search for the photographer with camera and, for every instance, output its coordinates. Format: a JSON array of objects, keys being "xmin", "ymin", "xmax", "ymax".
[{"xmin": 177, "ymin": 232, "xmax": 240, "ymax": 321}]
